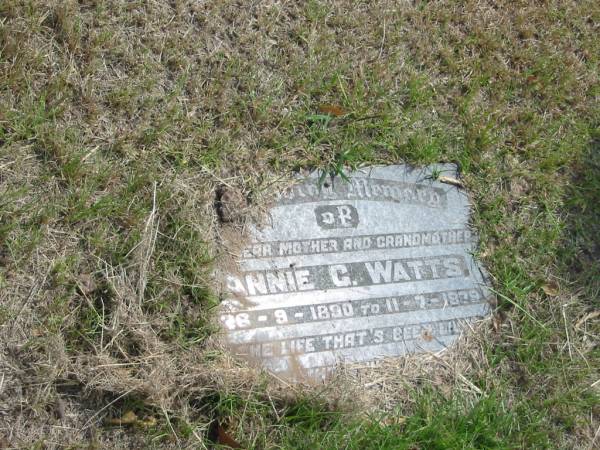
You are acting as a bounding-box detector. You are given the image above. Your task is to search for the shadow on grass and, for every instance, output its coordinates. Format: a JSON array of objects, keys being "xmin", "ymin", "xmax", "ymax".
[{"xmin": 558, "ymin": 132, "xmax": 600, "ymax": 302}]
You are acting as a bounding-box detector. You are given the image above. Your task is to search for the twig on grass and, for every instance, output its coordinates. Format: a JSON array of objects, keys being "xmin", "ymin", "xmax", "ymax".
[
  {"xmin": 562, "ymin": 304, "xmax": 573, "ymax": 361},
  {"xmin": 590, "ymin": 423, "xmax": 600, "ymax": 450},
  {"xmin": 162, "ymin": 404, "xmax": 181, "ymax": 447},
  {"xmin": 137, "ymin": 181, "xmax": 159, "ymax": 304}
]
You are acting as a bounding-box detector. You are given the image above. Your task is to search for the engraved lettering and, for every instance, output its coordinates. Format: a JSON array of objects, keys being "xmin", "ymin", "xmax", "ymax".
[
  {"xmin": 365, "ymin": 261, "xmax": 392, "ymax": 284},
  {"xmin": 295, "ymin": 269, "xmax": 314, "ymax": 291},
  {"xmin": 443, "ymin": 257, "xmax": 463, "ymax": 277},
  {"xmin": 245, "ymin": 273, "xmax": 268, "ymax": 296},
  {"xmin": 330, "ymin": 264, "xmax": 351, "ymax": 287}
]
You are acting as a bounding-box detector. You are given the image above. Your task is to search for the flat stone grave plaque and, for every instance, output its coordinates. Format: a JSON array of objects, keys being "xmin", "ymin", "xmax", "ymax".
[{"xmin": 219, "ymin": 164, "xmax": 492, "ymax": 382}]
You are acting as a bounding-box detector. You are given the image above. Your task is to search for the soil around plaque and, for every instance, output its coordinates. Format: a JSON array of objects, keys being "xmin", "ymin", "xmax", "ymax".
[{"xmin": 215, "ymin": 165, "xmax": 494, "ymax": 383}]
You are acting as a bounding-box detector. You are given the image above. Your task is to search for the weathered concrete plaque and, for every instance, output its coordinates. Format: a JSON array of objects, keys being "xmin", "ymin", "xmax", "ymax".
[{"xmin": 219, "ymin": 165, "xmax": 492, "ymax": 382}]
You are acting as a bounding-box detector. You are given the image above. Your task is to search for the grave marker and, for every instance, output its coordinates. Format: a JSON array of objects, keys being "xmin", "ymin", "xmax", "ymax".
[{"xmin": 219, "ymin": 164, "xmax": 492, "ymax": 382}]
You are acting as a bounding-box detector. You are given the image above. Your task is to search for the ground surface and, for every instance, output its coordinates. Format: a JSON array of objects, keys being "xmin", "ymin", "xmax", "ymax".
[{"xmin": 0, "ymin": 1, "xmax": 599, "ymax": 449}]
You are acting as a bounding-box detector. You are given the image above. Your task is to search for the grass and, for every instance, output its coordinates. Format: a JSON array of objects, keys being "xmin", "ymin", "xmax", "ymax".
[{"xmin": 0, "ymin": 0, "xmax": 599, "ymax": 448}]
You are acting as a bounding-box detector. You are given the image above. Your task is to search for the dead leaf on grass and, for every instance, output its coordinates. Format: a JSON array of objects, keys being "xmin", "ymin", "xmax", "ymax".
[
  {"xmin": 380, "ymin": 415, "xmax": 407, "ymax": 426},
  {"xmin": 217, "ymin": 425, "xmax": 242, "ymax": 448},
  {"xmin": 106, "ymin": 410, "xmax": 138, "ymax": 426},
  {"xmin": 138, "ymin": 416, "xmax": 157, "ymax": 428},
  {"xmin": 318, "ymin": 104, "xmax": 346, "ymax": 117},
  {"xmin": 542, "ymin": 280, "xmax": 560, "ymax": 296}
]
